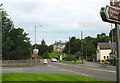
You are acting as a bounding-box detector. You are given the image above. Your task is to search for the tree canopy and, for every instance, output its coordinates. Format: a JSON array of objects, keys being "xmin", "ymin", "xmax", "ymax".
[
  {"xmin": 63, "ymin": 32, "xmax": 112, "ymax": 61},
  {"xmin": 1, "ymin": 5, "xmax": 31, "ymax": 60}
]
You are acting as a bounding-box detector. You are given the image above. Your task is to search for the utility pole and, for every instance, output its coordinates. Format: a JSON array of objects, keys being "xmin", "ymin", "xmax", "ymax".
[
  {"xmin": 81, "ymin": 31, "xmax": 84, "ymax": 64},
  {"xmin": 116, "ymin": 23, "xmax": 120, "ymax": 83},
  {"xmin": 34, "ymin": 25, "xmax": 42, "ymax": 49},
  {"xmin": 69, "ymin": 36, "xmax": 71, "ymax": 55},
  {"xmin": 111, "ymin": 23, "xmax": 115, "ymax": 65}
]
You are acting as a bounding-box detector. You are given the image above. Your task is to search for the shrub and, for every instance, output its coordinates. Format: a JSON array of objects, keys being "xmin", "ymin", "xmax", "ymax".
[
  {"xmin": 64, "ymin": 55, "xmax": 76, "ymax": 61},
  {"xmin": 42, "ymin": 51, "xmax": 49, "ymax": 59}
]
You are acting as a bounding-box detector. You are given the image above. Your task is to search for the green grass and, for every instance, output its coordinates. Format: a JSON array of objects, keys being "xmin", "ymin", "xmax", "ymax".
[
  {"xmin": 0, "ymin": 73, "xmax": 2, "ymax": 82},
  {"xmin": 60, "ymin": 60, "xmax": 84, "ymax": 64},
  {"xmin": 2, "ymin": 73, "xmax": 105, "ymax": 81},
  {"xmin": 48, "ymin": 52, "xmax": 66, "ymax": 58}
]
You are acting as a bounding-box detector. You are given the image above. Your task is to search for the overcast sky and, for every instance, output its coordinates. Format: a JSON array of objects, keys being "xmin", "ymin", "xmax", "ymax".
[{"xmin": 1, "ymin": 0, "xmax": 112, "ymax": 45}]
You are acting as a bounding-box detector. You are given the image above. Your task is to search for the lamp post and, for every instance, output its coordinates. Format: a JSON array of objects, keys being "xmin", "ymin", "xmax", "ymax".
[
  {"xmin": 34, "ymin": 25, "xmax": 42, "ymax": 63},
  {"xmin": 34, "ymin": 25, "xmax": 42, "ymax": 49}
]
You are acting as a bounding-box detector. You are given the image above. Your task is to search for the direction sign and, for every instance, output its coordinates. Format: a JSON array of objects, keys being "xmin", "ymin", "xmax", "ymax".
[
  {"xmin": 110, "ymin": 0, "xmax": 120, "ymax": 7},
  {"xmin": 105, "ymin": 5, "xmax": 120, "ymax": 23}
]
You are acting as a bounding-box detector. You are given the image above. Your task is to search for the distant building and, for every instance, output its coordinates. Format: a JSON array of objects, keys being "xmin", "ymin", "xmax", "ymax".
[
  {"xmin": 32, "ymin": 49, "xmax": 39, "ymax": 60},
  {"xmin": 53, "ymin": 41, "xmax": 66, "ymax": 53},
  {"xmin": 96, "ymin": 42, "xmax": 116, "ymax": 62}
]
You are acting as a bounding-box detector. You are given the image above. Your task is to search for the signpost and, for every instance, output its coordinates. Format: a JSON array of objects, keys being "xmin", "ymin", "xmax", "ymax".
[
  {"xmin": 110, "ymin": 0, "xmax": 120, "ymax": 7},
  {"xmin": 116, "ymin": 23, "xmax": 120, "ymax": 83},
  {"xmin": 105, "ymin": 5, "xmax": 120, "ymax": 23},
  {"xmin": 100, "ymin": 0, "xmax": 120, "ymax": 82}
]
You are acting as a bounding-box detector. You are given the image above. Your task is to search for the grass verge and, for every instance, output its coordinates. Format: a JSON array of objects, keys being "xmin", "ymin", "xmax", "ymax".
[
  {"xmin": 1, "ymin": 73, "xmax": 112, "ymax": 83},
  {"xmin": 2, "ymin": 73, "xmax": 99, "ymax": 81},
  {"xmin": 60, "ymin": 60, "xmax": 84, "ymax": 64},
  {"xmin": 48, "ymin": 52, "xmax": 66, "ymax": 58}
]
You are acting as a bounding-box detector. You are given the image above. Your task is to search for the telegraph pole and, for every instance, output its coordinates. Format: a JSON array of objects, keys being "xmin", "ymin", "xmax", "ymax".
[
  {"xmin": 81, "ymin": 31, "xmax": 84, "ymax": 64},
  {"xmin": 69, "ymin": 36, "xmax": 71, "ymax": 55},
  {"xmin": 111, "ymin": 23, "xmax": 115, "ymax": 65}
]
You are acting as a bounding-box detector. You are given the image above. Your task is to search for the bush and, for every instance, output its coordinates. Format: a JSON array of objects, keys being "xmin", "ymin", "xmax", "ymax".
[
  {"xmin": 64, "ymin": 55, "xmax": 76, "ymax": 61},
  {"xmin": 75, "ymin": 51, "xmax": 81, "ymax": 60},
  {"xmin": 42, "ymin": 51, "xmax": 49, "ymax": 59},
  {"xmin": 48, "ymin": 52, "xmax": 66, "ymax": 60},
  {"xmin": 87, "ymin": 54, "xmax": 96, "ymax": 62},
  {"xmin": 87, "ymin": 56, "xmax": 93, "ymax": 61}
]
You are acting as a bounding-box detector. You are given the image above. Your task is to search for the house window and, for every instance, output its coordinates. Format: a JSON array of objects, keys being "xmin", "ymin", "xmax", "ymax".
[
  {"xmin": 104, "ymin": 56, "xmax": 106, "ymax": 59},
  {"xmin": 107, "ymin": 56, "xmax": 108, "ymax": 59}
]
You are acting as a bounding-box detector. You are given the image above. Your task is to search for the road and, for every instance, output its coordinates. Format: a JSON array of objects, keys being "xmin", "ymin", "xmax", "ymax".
[{"xmin": 1, "ymin": 61, "xmax": 116, "ymax": 81}]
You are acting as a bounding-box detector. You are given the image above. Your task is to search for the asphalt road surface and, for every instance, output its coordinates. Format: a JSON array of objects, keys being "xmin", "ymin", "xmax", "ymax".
[{"xmin": 2, "ymin": 61, "xmax": 116, "ymax": 81}]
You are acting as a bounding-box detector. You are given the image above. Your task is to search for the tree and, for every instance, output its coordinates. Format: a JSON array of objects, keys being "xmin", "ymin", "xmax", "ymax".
[
  {"xmin": 1, "ymin": 6, "xmax": 14, "ymax": 60},
  {"xmin": 38, "ymin": 39, "xmax": 48, "ymax": 56},
  {"xmin": 42, "ymin": 50, "xmax": 49, "ymax": 59},
  {"xmin": 75, "ymin": 51, "xmax": 81, "ymax": 59},
  {"xmin": 63, "ymin": 37, "xmax": 81, "ymax": 55},
  {"xmin": 48, "ymin": 45, "xmax": 53, "ymax": 53},
  {"xmin": 96, "ymin": 33, "xmax": 111, "ymax": 42},
  {"xmin": 1, "ymin": 5, "xmax": 31, "ymax": 60},
  {"xmin": 109, "ymin": 27, "xmax": 117, "ymax": 42},
  {"xmin": 84, "ymin": 36, "xmax": 96, "ymax": 56}
]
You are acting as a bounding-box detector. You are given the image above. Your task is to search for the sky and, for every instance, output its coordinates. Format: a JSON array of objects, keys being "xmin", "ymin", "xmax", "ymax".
[{"xmin": 1, "ymin": 0, "xmax": 112, "ymax": 45}]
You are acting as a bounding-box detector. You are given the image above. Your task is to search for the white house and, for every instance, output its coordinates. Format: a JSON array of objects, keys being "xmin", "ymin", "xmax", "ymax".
[
  {"xmin": 53, "ymin": 41, "xmax": 66, "ymax": 53},
  {"xmin": 97, "ymin": 42, "xmax": 116, "ymax": 62}
]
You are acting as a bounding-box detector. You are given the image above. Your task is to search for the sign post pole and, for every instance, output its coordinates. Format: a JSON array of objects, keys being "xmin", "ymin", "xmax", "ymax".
[
  {"xmin": 100, "ymin": 0, "xmax": 120, "ymax": 82},
  {"xmin": 116, "ymin": 23, "xmax": 120, "ymax": 83}
]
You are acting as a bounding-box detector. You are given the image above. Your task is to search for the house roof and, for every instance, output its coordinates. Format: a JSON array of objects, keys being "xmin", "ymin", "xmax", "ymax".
[
  {"xmin": 54, "ymin": 42, "xmax": 66, "ymax": 46},
  {"xmin": 98, "ymin": 42, "xmax": 116, "ymax": 50}
]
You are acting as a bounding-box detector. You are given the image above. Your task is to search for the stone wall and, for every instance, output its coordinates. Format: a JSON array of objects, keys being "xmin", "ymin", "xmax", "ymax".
[{"xmin": 1, "ymin": 59, "xmax": 41, "ymax": 67}]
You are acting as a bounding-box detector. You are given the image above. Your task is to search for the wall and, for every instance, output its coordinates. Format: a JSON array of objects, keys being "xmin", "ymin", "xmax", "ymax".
[
  {"xmin": 2, "ymin": 59, "xmax": 41, "ymax": 67},
  {"xmin": 100, "ymin": 49, "xmax": 111, "ymax": 61}
]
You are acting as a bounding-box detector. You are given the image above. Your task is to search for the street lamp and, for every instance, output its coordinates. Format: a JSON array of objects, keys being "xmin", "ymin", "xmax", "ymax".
[
  {"xmin": 33, "ymin": 25, "xmax": 42, "ymax": 63},
  {"xmin": 34, "ymin": 25, "xmax": 42, "ymax": 49}
]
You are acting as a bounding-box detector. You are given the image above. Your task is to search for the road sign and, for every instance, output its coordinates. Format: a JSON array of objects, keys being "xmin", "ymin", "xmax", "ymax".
[
  {"xmin": 100, "ymin": 7, "xmax": 120, "ymax": 24},
  {"xmin": 110, "ymin": 0, "xmax": 120, "ymax": 7},
  {"xmin": 105, "ymin": 5, "xmax": 120, "ymax": 23}
]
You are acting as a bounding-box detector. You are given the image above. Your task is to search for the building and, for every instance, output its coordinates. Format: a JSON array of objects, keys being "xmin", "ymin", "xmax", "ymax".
[
  {"xmin": 53, "ymin": 41, "xmax": 66, "ymax": 53},
  {"xmin": 96, "ymin": 42, "xmax": 116, "ymax": 62}
]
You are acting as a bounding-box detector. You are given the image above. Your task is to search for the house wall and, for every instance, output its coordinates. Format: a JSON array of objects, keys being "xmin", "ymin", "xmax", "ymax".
[
  {"xmin": 53, "ymin": 44, "xmax": 66, "ymax": 53},
  {"xmin": 98, "ymin": 49, "xmax": 111, "ymax": 62},
  {"xmin": 97, "ymin": 45, "xmax": 112, "ymax": 61}
]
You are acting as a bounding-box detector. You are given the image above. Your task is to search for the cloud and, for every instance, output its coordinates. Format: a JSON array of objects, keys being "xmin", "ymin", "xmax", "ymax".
[{"xmin": 1, "ymin": 0, "xmax": 111, "ymax": 45}]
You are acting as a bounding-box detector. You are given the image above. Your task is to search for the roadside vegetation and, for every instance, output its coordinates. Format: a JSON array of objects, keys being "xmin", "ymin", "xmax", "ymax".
[
  {"xmin": 60, "ymin": 60, "xmax": 84, "ymax": 64},
  {"xmin": 48, "ymin": 52, "xmax": 66, "ymax": 59}
]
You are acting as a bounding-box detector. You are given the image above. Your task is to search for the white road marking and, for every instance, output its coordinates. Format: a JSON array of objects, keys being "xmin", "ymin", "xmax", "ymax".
[{"xmin": 55, "ymin": 62, "xmax": 116, "ymax": 73}]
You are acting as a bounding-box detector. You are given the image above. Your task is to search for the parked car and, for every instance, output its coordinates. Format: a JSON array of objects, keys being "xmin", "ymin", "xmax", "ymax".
[{"xmin": 51, "ymin": 58, "xmax": 57, "ymax": 62}]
